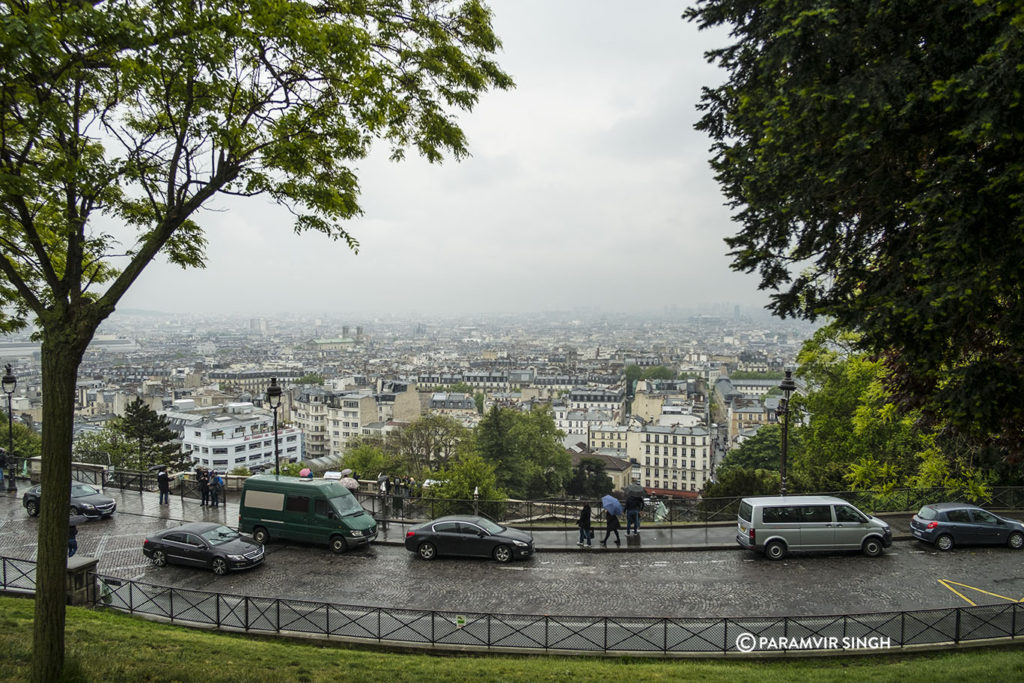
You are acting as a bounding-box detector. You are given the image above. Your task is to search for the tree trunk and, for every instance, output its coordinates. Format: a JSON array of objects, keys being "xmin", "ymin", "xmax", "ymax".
[{"xmin": 32, "ymin": 332, "xmax": 88, "ymax": 683}]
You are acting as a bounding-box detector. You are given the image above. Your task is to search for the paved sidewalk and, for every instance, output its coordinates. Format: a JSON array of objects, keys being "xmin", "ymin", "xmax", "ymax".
[{"xmin": 0, "ymin": 475, "xmax": 916, "ymax": 553}]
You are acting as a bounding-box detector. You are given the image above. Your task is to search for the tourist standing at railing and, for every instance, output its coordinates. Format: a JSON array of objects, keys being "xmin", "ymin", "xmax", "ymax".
[
  {"xmin": 197, "ymin": 467, "xmax": 209, "ymax": 506},
  {"xmin": 625, "ymin": 495, "xmax": 644, "ymax": 536},
  {"xmin": 576, "ymin": 503, "xmax": 593, "ymax": 548},
  {"xmin": 157, "ymin": 467, "xmax": 170, "ymax": 505},
  {"xmin": 210, "ymin": 471, "xmax": 223, "ymax": 508}
]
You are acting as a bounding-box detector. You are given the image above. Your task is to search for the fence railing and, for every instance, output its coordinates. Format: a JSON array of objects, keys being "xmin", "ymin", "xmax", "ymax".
[{"xmin": 1, "ymin": 556, "xmax": 1018, "ymax": 654}]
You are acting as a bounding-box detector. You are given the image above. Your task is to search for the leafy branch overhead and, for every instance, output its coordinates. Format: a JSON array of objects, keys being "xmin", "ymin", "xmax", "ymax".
[
  {"xmin": 0, "ymin": 0, "xmax": 513, "ymax": 332},
  {"xmin": 686, "ymin": 0, "xmax": 1024, "ymax": 457}
]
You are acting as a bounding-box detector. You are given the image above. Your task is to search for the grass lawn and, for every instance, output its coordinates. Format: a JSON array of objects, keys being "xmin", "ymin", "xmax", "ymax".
[{"xmin": 2, "ymin": 595, "xmax": 1023, "ymax": 681}]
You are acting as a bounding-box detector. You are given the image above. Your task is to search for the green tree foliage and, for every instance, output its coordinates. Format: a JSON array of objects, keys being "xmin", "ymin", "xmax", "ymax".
[
  {"xmin": 386, "ymin": 413, "xmax": 470, "ymax": 472},
  {"xmin": 703, "ymin": 466, "xmax": 780, "ymax": 499},
  {"xmin": 295, "ymin": 373, "xmax": 324, "ymax": 386},
  {"xmin": 718, "ymin": 424, "xmax": 783, "ymax": 472},
  {"xmin": 342, "ymin": 441, "xmax": 398, "ymax": 480},
  {"xmin": 642, "ymin": 366, "xmax": 676, "ymax": 381},
  {"xmin": 687, "ymin": 0, "xmax": 1024, "ymax": 460},
  {"xmin": 0, "ymin": 2, "xmax": 511, "ymax": 677},
  {"xmin": 72, "ymin": 428, "xmax": 137, "ymax": 468},
  {"xmin": 108, "ymin": 398, "xmax": 184, "ymax": 470},
  {"xmin": 475, "ymin": 405, "xmax": 570, "ymax": 499},
  {"xmin": 430, "ymin": 452, "xmax": 505, "ymax": 517},
  {"xmin": 2, "ymin": 420, "xmax": 42, "ymax": 460},
  {"xmin": 565, "ymin": 457, "xmax": 614, "ymax": 498},
  {"xmin": 791, "ymin": 325, "xmax": 931, "ymax": 491}
]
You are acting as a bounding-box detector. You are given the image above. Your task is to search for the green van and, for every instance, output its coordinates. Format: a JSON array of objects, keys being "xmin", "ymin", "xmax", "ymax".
[{"xmin": 239, "ymin": 475, "xmax": 377, "ymax": 553}]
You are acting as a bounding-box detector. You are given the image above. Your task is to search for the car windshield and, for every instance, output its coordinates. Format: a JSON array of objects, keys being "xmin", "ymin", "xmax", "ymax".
[
  {"xmin": 331, "ymin": 495, "xmax": 364, "ymax": 517},
  {"xmin": 476, "ymin": 518, "xmax": 503, "ymax": 535},
  {"xmin": 70, "ymin": 484, "xmax": 99, "ymax": 497},
  {"xmin": 200, "ymin": 525, "xmax": 239, "ymax": 545}
]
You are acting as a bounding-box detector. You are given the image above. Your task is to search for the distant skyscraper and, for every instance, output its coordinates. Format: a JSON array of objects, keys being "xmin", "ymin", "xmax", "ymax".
[{"xmin": 249, "ymin": 318, "xmax": 267, "ymax": 334}]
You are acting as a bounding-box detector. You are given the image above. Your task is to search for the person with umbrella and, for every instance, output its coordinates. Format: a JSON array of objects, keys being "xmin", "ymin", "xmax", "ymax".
[
  {"xmin": 338, "ymin": 468, "xmax": 359, "ymax": 493},
  {"xmin": 156, "ymin": 466, "xmax": 170, "ymax": 505},
  {"xmin": 600, "ymin": 494, "xmax": 622, "ymax": 546}
]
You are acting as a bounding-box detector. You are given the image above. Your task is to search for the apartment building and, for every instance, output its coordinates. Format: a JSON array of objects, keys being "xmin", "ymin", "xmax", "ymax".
[
  {"xmin": 628, "ymin": 424, "xmax": 712, "ymax": 495},
  {"xmin": 179, "ymin": 402, "xmax": 302, "ymax": 471}
]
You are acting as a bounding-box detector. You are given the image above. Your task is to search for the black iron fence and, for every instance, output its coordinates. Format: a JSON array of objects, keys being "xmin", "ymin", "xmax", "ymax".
[
  {"xmin": 355, "ymin": 487, "xmax": 1024, "ymax": 530},
  {"xmin": 1, "ymin": 556, "xmax": 1019, "ymax": 654}
]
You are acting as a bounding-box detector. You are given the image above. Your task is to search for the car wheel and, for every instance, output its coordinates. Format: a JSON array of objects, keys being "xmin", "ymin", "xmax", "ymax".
[
  {"xmin": 417, "ymin": 542, "xmax": 437, "ymax": 560},
  {"xmin": 330, "ymin": 535, "xmax": 348, "ymax": 554},
  {"xmin": 764, "ymin": 540, "xmax": 786, "ymax": 561},
  {"xmin": 151, "ymin": 550, "xmax": 167, "ymax": 567},
  {"xmin": 211, "ymin": 558, "xmax": 228, "ymax": 575},
  {"xmin": 25, "ymin": 500, "xmax": 39, "ymax": 517},
  {"xmin": 253, "ymin": 527, "xmax": 269, "ymax": 544},
  {"xmin": 493, "ymin": 544, "xmax": 513, "ymax": 563},
  {"xmin": 1008, "ymin": 531, "xmax": 1024, "ymax": 550},
  {"xmin": 936, "ymin": 534, "xmax": 954, "ymax": 551},
  {"xmin": 862, "ymin": 537, "xmax": 883, "ymax": 557}
]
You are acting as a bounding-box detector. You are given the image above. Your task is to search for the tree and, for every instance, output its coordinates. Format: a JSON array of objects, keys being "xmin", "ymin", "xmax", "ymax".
[
  {"xmin": 109, "ymin": 397, "xmax": 182, "ymax": 470},
  {"xmin": 686, "ymin": 1, "xmax": 1024, "ymax": 460},
  {"xmin": 2, "ymin": 419, "xmax": 42, "ymax": 461},
  {"xmin": 295, "ymin": 373, "xmax": 324, "ymax": 386},
  {"xmin": 718, "ymin": 425, "xmax": 782, "ymax": 473},
  {"xmin": 0, "ymin": 3, "xmax": 511, "ymax": 678},
  {"xmin": 476, "ymin": 405, "xmax": 570, "ymax": 499},
  {"xmin": 566, "ymin": 457, "xmax": 614, "ymax": 498},
  {"xmin": 387, "ymin": 413, "xmax": 469, "ymax": 472},
  {"xmin": 703, "ymin": 466, "xmax": 780, "ymax": 499},
  {"xmin": 431, "ymin": 451, "xmax": 505, "ymax": 517},
  {"xmin": 342, "ymin": 441, "xmax": 397, "ymax": 480}
]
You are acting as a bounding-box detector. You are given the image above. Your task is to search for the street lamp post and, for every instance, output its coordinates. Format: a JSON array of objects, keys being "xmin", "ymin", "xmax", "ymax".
[
  {"xmin": 266, "ymin": 377, "xmax": 282, "ymax": 476},
  {"xmin": 778, "ymin": 368, "xmax": 796, "ymax": 496},
  {"xmin": 2, "ymin": 364, "xmax": 16, "ymax": 493}
]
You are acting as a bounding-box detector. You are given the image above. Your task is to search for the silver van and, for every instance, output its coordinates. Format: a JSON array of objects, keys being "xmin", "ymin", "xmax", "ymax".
[{"xmin": 736, "ymin": 495, "xmax": 892, "ymax": 560}]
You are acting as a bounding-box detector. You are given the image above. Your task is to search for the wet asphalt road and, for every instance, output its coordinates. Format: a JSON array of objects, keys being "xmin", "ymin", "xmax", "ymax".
[{"xmin": 4, "ymin": 488, "xmax": 1024, "ymax": 618}]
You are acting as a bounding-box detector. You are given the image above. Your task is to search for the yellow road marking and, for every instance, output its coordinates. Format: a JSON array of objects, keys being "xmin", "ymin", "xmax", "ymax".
[{"xmin": 938, "ymin": 579, "xmax": 1022, "ymax": 606}]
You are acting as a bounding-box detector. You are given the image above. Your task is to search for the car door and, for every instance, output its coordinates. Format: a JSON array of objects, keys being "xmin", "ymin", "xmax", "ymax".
[
  {"xmin": 833, "ymin": 504, "xmax": 871, "ymax": 548},
  {"xmin": 968, "ymin": 509, "xmax": 1005, "ymax": 545},
  {"xmin": 458, "ymin": 521, "xmax": 491, "ymax": 557},
  {"xmin": 430, "ymin": 521, "xmax": 461, "ymax": 555},
  {"xmin": 944, "ymin": 509, "xmax": 976, "ymax": 545},
  {"xmin": 798, "ymin": 505, "xmax": 835, "ymax": 549},
  {"xmin": 283, "ymin": 495, "xmax": 313, "ymax": 543},
  {"xmin": 160, "ymin": 532, "xmax": 193, "ymax": 566},
  {"xmin": 181, "ymin": 532, "xmax": 211, "ymax": 566}
]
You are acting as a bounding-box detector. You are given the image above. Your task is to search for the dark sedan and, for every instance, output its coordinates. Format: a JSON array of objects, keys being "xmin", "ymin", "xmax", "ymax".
[
  {"xmin": 910, "ymin": 503, "xmax": 1024, "ymax": 551},
  {"xmin": 143, "ymin": 522, "xmax": 264, "ymax": 575},
  {"xmin": 23, "ymin": 482, "xmax": 117, "ymax": 519},
  {"xmin": 405, "ymin": 515, "xmax": 534, "ymax": 563}
]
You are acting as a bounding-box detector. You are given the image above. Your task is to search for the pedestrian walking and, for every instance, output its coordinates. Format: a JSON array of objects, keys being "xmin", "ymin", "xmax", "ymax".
[
  {"xmin": 68, "ymin": 520, "xmax": 78, "ymax": 558},
  {"xmin": 625, "ymin": 495, "xmax": 644, "ymax": 536},
  {"xmin": 210, "ymin": 471, "xmax": 222, "ymax": 508},
  {"xmin": 197, "ymin": 467, "xmax": 209, "ymax": 506},
  {"xmin": 157, "ymin": 466, "xmax": 170, "ymax": 505},
  {"xmin": 600, "ymin": 509, "xmax": 621, "ymax": 546},
  {"xmin": 576, "ymin": 503, "xmax": 593, "ymax": 548}
]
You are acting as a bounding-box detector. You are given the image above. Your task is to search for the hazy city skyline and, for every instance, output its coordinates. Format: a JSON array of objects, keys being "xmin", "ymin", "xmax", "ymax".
[{"xmin": 116, "ymin": 1, "xmax": 767, "ymax": 319}]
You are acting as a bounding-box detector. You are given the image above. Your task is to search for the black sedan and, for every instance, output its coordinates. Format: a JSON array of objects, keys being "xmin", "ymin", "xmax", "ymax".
[
  {"xmin": 143, "ymin": 522, "xmax": 264, "ymax": 575},
  {"xmin": 23, "ymin": 481, "xmax": 117, "ymax": 519},
  {"xmin": 404, "ymin": 515, "xmax": 534, "ymax": 563},
  {"xmin": 910, "ymin": 502, "xmax": 1024, "ymax": 551}
]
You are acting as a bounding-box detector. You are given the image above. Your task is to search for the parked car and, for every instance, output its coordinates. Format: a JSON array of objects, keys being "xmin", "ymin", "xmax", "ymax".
[
  {"xmin": 143, "ymin": 522, "xmax": 264, "ymax": 575},
  {"xmin": 23, "ymin": 481, "xmax": 117, "ymax": 519},
  {"xmin": 910, "ymin": 503, "xmax": 1024, "ymax": 551},
  {"xmin": 736, "ymin": 495, "xmax": 892, "ymax": 560},
  {"xmin": 404, "ymin": 515, "xmax": 534, "ymax": 563}
]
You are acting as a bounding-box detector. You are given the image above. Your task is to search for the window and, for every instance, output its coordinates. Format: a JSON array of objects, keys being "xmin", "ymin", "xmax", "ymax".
[
  {"xmin": 234, "ymin": 445, "xmax": 246, "ymax": 453},
  {"xmin": 285, "ymin": 495, "xmax": 310, "ymax": 513},
  {"xmin": 801, "ymin": 506, "xmax": 832, "ymax": 523},
  {"xmin": 835, "ymin": 505, "xmax": 867, "ymax": 524},
  {"xmin": 314, "ymin": 499, "xmax": 332, "ymax": 517},
  {"xmin": 970, "ymin": 509, "xmax": 999, "ymax": 524},
  {"xmin": 946, "ymin": 509, "xmax": 972, "ymax": 523},
  {"xmin": 234, "ymin": 457, "xmax": 246, "ymax": 464},
  {"xmin": 213, "ymin": 447, "xmax": 227, "ymax": 455},
  {"xmin": 213, "ymin": 459, "xmax": 227, "ymax": 466}
]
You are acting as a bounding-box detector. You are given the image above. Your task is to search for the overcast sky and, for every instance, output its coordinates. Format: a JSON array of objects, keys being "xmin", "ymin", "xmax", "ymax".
[{"xmin": 117, "ymin": 1, "xmax": 769, "ymax": 319}]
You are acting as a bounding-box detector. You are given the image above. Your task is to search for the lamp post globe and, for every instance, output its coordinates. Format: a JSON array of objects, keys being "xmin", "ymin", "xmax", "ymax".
[{"xmin": 266, "ymin": 377, "xmax": 282, "ymax": 476}]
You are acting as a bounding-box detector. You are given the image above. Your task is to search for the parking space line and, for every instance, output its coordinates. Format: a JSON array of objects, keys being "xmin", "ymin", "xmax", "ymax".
[{"xmin": 938, "ymin": 579, "xmax": 1021, "ymax": 606}]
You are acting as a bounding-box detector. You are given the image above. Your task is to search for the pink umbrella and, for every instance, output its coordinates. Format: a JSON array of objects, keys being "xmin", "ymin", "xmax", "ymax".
[{"xmin": 300, "ymin": 468, "xmax": 312, "ymax": 478}]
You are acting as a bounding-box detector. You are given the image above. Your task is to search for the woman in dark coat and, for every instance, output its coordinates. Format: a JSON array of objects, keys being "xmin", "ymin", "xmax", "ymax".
[
  {"xmin": 600, "ymin": 508, "xmax": 621, "ymax": 546},
  {"xmin": 576, "ymin": 503, "xmax": 593, "ymax": 548}
]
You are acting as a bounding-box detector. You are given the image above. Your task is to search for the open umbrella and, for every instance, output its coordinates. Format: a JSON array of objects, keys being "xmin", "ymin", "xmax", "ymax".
[
  {"xmin": 601, "ymin": 495, "xmax": 623, "ymax": 516},
  {"xmin": 624, "ymin": 483, "xmax": 645, "ymax": 500},
  {"xmin": 340, "ymin": 468, "xmax": 353, "ymax": 477},
  {"xmin": 299, "ymin": 468, "xmax": 312, "ymax": 478}
]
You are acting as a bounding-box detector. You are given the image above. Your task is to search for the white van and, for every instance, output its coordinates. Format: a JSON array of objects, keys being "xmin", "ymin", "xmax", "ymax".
[{"xmin": 736, "ymin": 495, "xmax": 892, "ymax": 560}]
